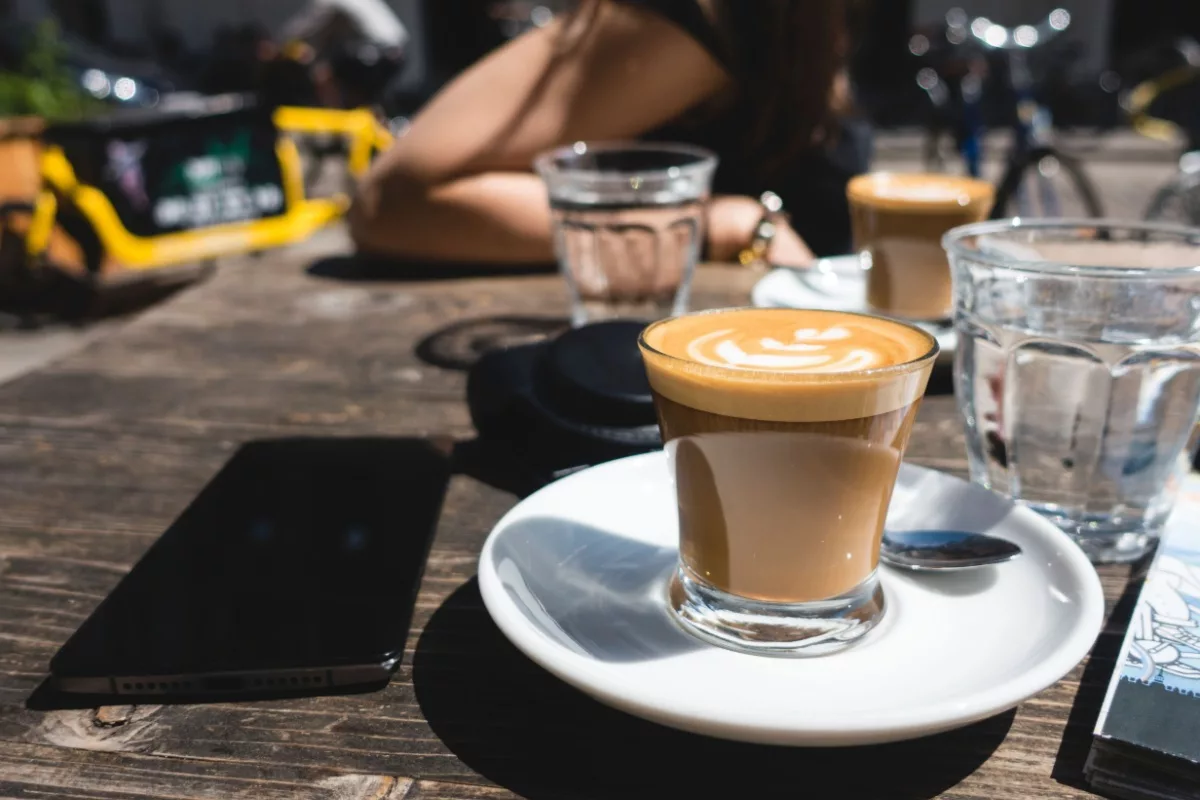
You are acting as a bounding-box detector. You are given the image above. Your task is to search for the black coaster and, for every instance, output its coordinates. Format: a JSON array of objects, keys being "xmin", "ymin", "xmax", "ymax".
[
  {"xmin": 540, "ymin": 320, "xmax": 657, "ymax": 429},
  {"xmin": 466, "ymin": 320, "xmax": 661, "ymax": 477}
]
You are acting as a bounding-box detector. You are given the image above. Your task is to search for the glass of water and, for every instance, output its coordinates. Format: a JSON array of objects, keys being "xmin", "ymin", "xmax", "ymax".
[
  {"xmin": 944, "ymin": 219, "xmax": 1200, "ymax": 563},
  {"xmin": 535, "ymin": 142, "xmax": 717, "ymax": 326}
]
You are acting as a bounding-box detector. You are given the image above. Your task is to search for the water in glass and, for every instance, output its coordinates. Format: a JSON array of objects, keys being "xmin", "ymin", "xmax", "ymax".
[
  {"xmin": 549, "ymin": 195, "xmax": 705, "ymax": 325},
  {"xmin": 947, "ymin": 222, "xmax": 1200, "ymax": 563},
  {"xmin": 536, "ymin": 143, "xmax": 716, "ymax": 326}
]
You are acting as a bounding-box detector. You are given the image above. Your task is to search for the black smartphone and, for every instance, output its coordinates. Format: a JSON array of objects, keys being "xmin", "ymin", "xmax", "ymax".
[{"xmin": 50, "ymin": 437, "xmax": 451, "ymax": 697}]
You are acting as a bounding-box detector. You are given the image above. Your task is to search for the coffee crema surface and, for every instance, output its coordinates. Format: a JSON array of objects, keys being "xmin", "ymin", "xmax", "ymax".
[
  {"xmin": 847, "ymin": 172, "xmax": 995, "ymax": 211},
  {"xmin": 641, "ymin": 308, "xmax": 936, "ymax": 423}
]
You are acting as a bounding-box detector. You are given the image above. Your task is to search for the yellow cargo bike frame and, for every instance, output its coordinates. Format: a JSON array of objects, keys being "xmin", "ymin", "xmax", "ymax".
[{"xmin": 20, "ymin": 105, "xmax": 393, "ymax": 273}]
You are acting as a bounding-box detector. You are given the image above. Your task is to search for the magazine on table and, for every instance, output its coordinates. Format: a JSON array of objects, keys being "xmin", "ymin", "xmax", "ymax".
[{"xmin": 1087, "ymin": 472, "xmax": 1200, "ymax": 800}]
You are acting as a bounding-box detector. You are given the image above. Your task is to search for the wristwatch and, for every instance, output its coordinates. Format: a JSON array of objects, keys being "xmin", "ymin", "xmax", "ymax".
[{"xmin": 737, "ymin": 191, "xmax": 785, "ymax": 268}]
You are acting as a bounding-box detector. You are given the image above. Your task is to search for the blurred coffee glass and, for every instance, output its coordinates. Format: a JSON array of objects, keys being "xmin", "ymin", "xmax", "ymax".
[
  {"xmin": 847, "ymin": 172, "xmax": 994, "ymax": 321},
  {"xmin": 536, "ymin": 142, "xmax": 717, "ymax": 326}
]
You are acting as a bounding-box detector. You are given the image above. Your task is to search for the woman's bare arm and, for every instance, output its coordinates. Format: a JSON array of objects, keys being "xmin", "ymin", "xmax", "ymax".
[{"xmin": 349, "ymin": 0, "xmax": 736, "ymax": 263}]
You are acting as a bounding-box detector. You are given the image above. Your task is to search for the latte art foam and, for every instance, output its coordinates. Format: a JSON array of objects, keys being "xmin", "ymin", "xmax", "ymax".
[
  {"xmin": 870, "ymin": 183, "xmax": 966, "ymax": 202},
  {"xmin": 685, "ymin": 325, "xmax": 884, "ymax": 373},
  {"xmin": 640, "ymin": 308, "xmax": 937, "ymax": 422}
]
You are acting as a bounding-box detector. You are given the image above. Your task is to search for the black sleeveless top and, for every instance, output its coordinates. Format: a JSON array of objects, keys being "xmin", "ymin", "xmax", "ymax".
[{"xmin": 618, "ymin": 0, "xmax": 869, "ymax": 257}]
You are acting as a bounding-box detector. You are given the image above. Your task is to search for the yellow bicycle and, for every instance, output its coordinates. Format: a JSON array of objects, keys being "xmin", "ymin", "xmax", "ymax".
[{"xmin": 0, "ymin": 101, "xmax": 393, "ymax": 317}]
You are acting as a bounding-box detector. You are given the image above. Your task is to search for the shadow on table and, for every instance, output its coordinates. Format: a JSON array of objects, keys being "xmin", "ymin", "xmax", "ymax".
[
  {"xmin": 0, "ymin": 263, "xmax": 205, "ymax": 330},
  {"xmin": 452, "ymin": 432, "xmax": 656, "ymax": 500},
  {"xmin": 1051, "ymin": 554, "xmax": 1154, "ymax": 790},
  {"xmin": 453, "ymin": 438, "xmax": 558, "ymax": 498},
  {"xmin": 415, "ymin": 314, "xmax": 567, "ymax": 371},
  {"xmin": 413, "ymin": 579, "xmax": 1015, "ymax": 800},
  {"xmin": 306, "ymin": 254, "xmax": 553, "ymax": 283}
]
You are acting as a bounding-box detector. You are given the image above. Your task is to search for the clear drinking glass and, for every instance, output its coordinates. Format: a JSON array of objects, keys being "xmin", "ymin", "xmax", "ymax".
[
  {"xmin": 535, "ymin": 142, "xmax": 717, "ymax": 326},
  {"xmin": 944, "ymin": 219, "xmax": 1200, "ymax": 563}
]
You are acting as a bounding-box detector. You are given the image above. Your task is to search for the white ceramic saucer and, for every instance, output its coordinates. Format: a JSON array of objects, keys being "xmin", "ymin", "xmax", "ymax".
[
  {"xmin": 751, "ymin": 255, "xmax": 957, "ymax": 363},
  {"xmin": 478, "ymin": 452, "xmax": 1104, "ymax": 746}
]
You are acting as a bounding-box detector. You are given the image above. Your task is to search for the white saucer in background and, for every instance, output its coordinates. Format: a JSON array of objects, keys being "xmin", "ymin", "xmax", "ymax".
[
  {"xmin": 479, "ymin": 452, "xmax": 1104, "ymax": 747},
  {"xmin": 751, "ymin": 255, "xmax": 957, "ymax": 364}
]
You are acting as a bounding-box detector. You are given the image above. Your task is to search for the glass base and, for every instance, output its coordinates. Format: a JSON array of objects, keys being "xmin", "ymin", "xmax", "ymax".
[
  {"xmin": 667, "ymin": 566, "xmax": 885, "ymax": 657},
  {"xmin": 1026, "ymin": 503, "xmax": 1161, "ymax": 564},
  {"xmin": 1071, "ymin": 531, "xmax": 1156, "ymax": 564},
  {"xmin": 569, "ymin": 297, "xmax": 682, "ymax": 327}
]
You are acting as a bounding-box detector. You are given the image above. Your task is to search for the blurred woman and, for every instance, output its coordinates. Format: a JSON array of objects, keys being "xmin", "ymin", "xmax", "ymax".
[{"xmin": 350, "ymin": 0, "xmax": 865, "ymax": 267}]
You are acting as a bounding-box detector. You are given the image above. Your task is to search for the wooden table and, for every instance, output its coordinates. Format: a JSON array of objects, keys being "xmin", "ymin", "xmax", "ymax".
[{"xmin": 0, "ymin": 247, "xmax": 1136, "ymax": 799}]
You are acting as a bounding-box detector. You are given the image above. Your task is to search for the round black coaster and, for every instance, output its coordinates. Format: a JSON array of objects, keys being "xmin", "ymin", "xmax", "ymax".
[{"xmin": 538, "ymin": 320, "xmax": 657, "ymax": 428}]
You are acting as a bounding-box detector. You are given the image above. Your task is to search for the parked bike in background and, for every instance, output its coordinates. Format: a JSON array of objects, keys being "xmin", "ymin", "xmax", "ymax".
[
  {"xmin": 1125, "ymin": 37, "xmax": 1200, "ymax": 226},
  {"xmin": 0, "ymin": 97, "xmax": 394, "ymax": 323},
  {"xmin": 911, "ymin": 7, "xmax": 1103, "ymax": 219},
  {"xmin": 265, "ymin": 0, "xmax": 411, "ymax": 193}
]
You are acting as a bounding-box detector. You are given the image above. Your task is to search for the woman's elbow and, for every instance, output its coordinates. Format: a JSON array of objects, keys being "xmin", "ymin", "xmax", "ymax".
[
  {"xmin": 346, "ymin": 198, "xmax": 381, "ymax": 254},
  {"xmin": 347, "ymin": 168, "xmax": 425, "ymax": 255}
]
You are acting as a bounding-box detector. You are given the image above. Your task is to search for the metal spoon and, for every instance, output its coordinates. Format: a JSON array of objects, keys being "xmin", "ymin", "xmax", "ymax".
[{"xmin": 880, "ymin": 530, "xmax": 1022, "ymax": 572}]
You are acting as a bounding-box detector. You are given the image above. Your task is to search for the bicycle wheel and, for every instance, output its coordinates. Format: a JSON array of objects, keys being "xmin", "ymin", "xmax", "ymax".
[
  {"xmin": 1144, "ymin": 176, "xmax": 1200, "ymax": 226},
  {"xmin": 0, "ymin": 201, "xmax": 103, "ymax": 321},
  {"xmin": 0, "ymin": 201, "xmax": 103, "ymax": 274},
  {"xmin": 923, "ymin": 122, "xmax": 949, "ymax": 173},
  {"xmin": 990, "ymin": 146, "xmax": 1104, "ymax": 219}
]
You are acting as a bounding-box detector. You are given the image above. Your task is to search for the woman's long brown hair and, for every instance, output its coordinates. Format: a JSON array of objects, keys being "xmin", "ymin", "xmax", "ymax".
[{"xmin": 710, "ymin": 0, "xmax": 850, "ymax": 173}]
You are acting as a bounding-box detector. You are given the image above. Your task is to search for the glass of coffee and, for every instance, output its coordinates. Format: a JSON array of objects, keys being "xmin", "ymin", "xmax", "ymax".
[
  {"xmin": 639, "ymin": 308, "xmax": 938, "ymax": 655},
  {"xmin": 535, "ymin": 142, "xmax": 717, "ymax": 326},
  {"xmin": 847, "ymin": 172, "xmax": 994, "ymax": 321}
]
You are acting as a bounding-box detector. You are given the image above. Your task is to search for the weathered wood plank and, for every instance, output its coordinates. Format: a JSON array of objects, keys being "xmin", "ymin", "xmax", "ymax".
[{"xmin": 0, "ymin": 740, "xmax": 519, "ymax": 799}]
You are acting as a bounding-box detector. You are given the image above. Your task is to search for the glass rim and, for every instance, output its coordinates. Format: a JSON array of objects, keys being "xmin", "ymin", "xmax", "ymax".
[
  {"xmin": 942, "ymin": 218, "xmax": 1200, "ymax": 278},
  {"xmin": 638, "ymin": 307, "xmax": 940, "ymax": 383},
  {"xmin": 533, "ymin": 140, "xmax": 718, "ymax": 180}
]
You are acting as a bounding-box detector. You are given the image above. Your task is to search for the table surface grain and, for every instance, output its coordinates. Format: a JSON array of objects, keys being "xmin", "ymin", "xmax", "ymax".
[{"xmin": 0, "ymin": 249, "xmax": 1137, "ymax": 800}]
